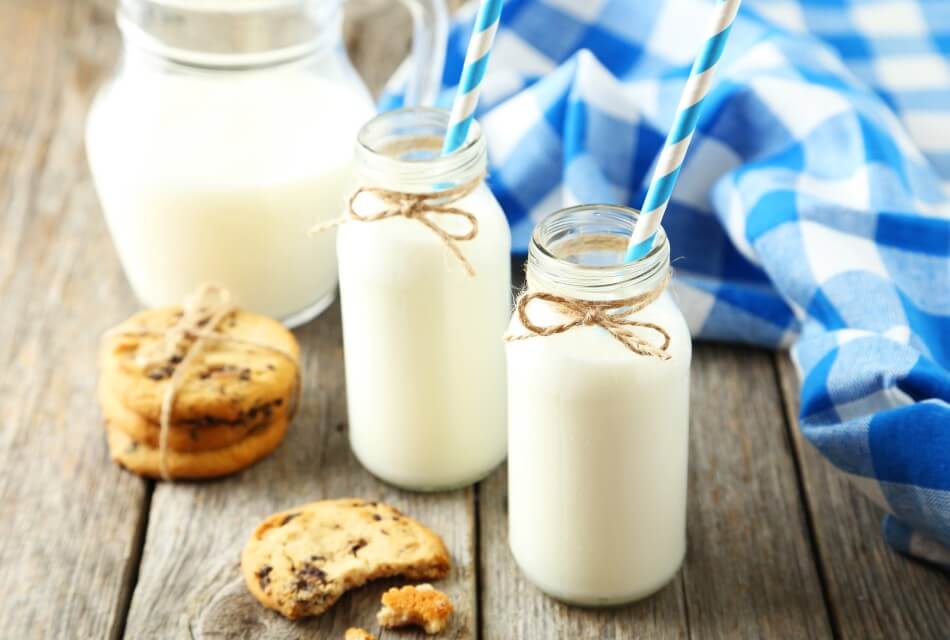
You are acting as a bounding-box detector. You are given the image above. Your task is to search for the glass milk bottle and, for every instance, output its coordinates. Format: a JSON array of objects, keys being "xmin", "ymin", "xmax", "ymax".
[
  {"xmin": 86, "ymin": 0, "xmax": 446, "ymax": 326},
  {"xmin": 336, "ymin": 108, "xmax": 510, "ymax": 490},
  {"xmin": 506, "ymin": 205, "xmax": 692, "ymax": 605}
]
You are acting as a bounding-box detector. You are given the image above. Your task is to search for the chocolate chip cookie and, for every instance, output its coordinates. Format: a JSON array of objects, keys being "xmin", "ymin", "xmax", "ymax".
[
  {"xmin": 98, "ymin": 375, "xmax": 288, "ymax": 453},
  {"xmin": 100, "ymin": 306, "xmax": 299, "ymax": 425},
  {"xmin": 106, "ymin": 414, "xmax": 288, "ymax": 480},
  {"xmin": 241, "ymin": 499, "xmax": 451, "ymax": 620}
]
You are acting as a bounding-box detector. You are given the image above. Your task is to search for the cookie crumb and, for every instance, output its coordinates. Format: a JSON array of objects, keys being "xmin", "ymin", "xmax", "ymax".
[
  {"xmin": 377, "ymin": 584, "xmax": 452, "ymax": 634},
  {"xmin": 344, "ymin": 628, "xmax": 375, "ymax": 640}
]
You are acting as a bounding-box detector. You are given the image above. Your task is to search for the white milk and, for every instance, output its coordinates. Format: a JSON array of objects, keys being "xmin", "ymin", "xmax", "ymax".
[
  {"xmin": 506, "ymin": 207, "xmax": 691, "ymax": 605},
  {"xmin": 337, "ymin": 109, "xmax": 510, "ymax": 490},
  {"xmin": 86, "ymin": 60, "xmax": 375, "ymax": 322}
]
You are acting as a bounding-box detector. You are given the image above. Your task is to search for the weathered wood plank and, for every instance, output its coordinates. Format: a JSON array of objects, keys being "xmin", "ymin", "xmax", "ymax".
[
  {"xmin": 480, "ymin": 343, "xmax": 832, "ymax": 639},
  {"xmin": 0, "ymin": 1, "xmax": 148, "ymax": 638},
  {"xmin": 124, "ymin": 4, "xmax": 476, "ymax": 639},
  {"xmin": 681, "ymin": 344, "xmax": 831, "ymax": 638},
  {"xmin": 776, "ymin": 354, "xmax": 950, "ymax": 640}
]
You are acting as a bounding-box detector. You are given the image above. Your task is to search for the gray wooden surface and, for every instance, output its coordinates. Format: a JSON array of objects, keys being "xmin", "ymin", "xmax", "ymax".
[{"xmin": 0, "ymin": 1, "xmax": 947, "ymax": 639}]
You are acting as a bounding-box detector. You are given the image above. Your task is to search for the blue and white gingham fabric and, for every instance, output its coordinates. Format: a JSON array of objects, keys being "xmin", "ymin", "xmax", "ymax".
[{"xmin": 383, "ymin": 0, "xmax": 950, "ymax": 567}]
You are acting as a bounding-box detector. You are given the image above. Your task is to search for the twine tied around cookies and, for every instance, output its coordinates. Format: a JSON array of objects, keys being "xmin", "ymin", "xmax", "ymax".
[
  {"xmin": 310, "ymin": 174, "xmax": 485, "ymax": 277},
  {"xmin": 104, "ymin": 284, "xmax": 300, "ymax": 481},
  {"xmin": 506, "ymin": 271, "xmax": 673, "ymax": 360}
]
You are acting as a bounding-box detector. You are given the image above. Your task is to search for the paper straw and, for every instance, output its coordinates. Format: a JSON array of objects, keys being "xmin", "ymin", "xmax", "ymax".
[
  {"xmin": 441, "ymin": 0, "xmax": 504, "ymax": 155},
  {"xmin": 625, "ymin": 0, "xmax": 742, "ymax": 261}
]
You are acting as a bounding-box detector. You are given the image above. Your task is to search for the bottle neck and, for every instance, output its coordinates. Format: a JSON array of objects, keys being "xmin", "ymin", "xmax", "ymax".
[
  {"xmin": 354, "ymin": 107, "xmax": 487, "ymax": 193},
  {"xmin": 117, "ymin": 0, "xmax": 342, "ymax": 69},
  {"xmin": 526, "ymin": 205, "xmax": 671, "ymax": 302}
]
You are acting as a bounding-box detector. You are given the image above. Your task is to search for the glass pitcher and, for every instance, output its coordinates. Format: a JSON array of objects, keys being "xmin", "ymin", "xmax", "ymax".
[{"xmin": 86, "ymin": 0, "xmax": 447, "ymax": 326}]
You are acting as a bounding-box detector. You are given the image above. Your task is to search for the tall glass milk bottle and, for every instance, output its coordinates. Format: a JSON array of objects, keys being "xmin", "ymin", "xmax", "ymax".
[
  {"xmin": 337, "ymin": 108, "xmax": 510, "ymax": 490},
  {"xmin": 85, "ymin": 0, "xmax": 446, "ymax": 326},
  {"xmin": 506, "ymin": 205, "xmax": 692, "ymax": 605}
]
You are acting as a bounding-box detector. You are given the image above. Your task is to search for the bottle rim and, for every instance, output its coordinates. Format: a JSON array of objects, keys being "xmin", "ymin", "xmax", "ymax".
[
  {"xmin": 527, "ymin": 205, "xmax": 670, "ymax": 299},
  {"xmin": 117, "ymin": 0, "xmax": 340, "ymax": 69},
  {"xmin": 355, "ymin": 107, "xmax": 487, "ymax": 191}
]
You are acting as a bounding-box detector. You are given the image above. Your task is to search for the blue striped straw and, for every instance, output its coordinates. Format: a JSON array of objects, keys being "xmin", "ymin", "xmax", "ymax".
[
  {"xmin": 625, "ymin": 0, "xmax": 742, "ymax": 261},
  {"xmin": 441, "ymin": 0, "xmax": 504, "ymax": 156}
]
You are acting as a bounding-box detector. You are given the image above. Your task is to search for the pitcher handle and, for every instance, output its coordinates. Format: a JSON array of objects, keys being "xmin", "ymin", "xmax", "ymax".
[{"xmin": 394, "ymin": 0, "xmax": 448, "ymax": 107}]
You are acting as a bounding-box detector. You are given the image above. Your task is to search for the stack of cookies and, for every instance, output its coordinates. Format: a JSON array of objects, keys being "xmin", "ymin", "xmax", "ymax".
[{"xmin": 98, "ymin": 301, "xmax": 300, "ymax": 480}]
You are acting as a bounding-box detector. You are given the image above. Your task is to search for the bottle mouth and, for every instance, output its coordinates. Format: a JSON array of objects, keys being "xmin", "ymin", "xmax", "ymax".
[
  {"xmin": 355, "ymin": 107, "xmax": 486, "ymax": 191},
  {"xmin": 528, "ymin": 205, "xmax": 670, "ymax": 298},
  {"xmin": 117, "ymin": 0, "xmax": 339, "ymax": 68}
]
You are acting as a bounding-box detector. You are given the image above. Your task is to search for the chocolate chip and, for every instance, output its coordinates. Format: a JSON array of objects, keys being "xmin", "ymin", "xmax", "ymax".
[
  {"xmin": 297, "ymin": 564, "xmax": 327, "ymax": 582},
  {"xmin": 274, "ymin": 398, "xmax": 283, "ymax": 406},
  {"xmin": 309, "ymin": 555, "xmax": 325, "ymax": 562},
  {"xmin": 280, "ymin": 512, "xmax": 301, "ymax": 526},
  {"xmin": 169, "ymin": 354, "xmax": 183, "ymax": 365},
  {"xmin": 350, "ymin": 538, "xmax": 368, "ymax": 556},
  {"xmin": 147, "ymin": 365, "xmax": 174, "ymax": 381},
  {"xmin": 256, "ymin": 565, "xmax": 273, "ymax": 590},
  {"xmin": 372, "ymin": 514, "xmax": 382, "ymax": 521},
  {"xmin": 239, "ymin": 369, "xmax": 251, "ymax": 381}
]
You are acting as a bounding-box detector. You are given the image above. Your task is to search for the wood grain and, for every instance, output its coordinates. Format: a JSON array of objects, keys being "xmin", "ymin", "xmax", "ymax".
[
  {"xmin": 775, "ymin": 354, "xmax": 950, "ymax": 640},
  {"xmin": 0, "ymin": 1, "xmax": 147, "ymax": 638},
  {"xmin": 681, "ymin": 344, "xmax": 831, "ymax": 639},
  {"xmin": 480, "ymin": 343, "xmax": 832, "ymax": 639}
]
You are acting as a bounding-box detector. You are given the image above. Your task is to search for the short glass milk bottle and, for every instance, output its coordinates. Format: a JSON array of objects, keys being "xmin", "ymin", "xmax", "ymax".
[
  {"xmin": 506, "ymin": 205, "xmax": 691, "ymax": 605},
  {"xmin": 86, "ymin": 0, "xmax": 446, "ymax": 326},
  {"xmin": 336, "ymin": 107, "xmax": 511, "ymax": 490}
]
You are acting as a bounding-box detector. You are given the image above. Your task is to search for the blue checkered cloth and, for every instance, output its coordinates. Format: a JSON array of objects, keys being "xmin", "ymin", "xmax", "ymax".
[{"xmin": 382, "ymin": 0, "xmax": 950, "ymax": 568}]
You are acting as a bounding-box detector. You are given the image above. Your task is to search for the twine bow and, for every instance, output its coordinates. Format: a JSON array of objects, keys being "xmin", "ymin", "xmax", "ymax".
[
  {"xmin": 506, "ymin": 271, "xmax": 673, "ymax": 359},
  {"xmin": 104, "ymin": 284, "xmax": 300, "ymax": 481},
  {"xmin": 310, "ymin": 174, "xmax": 485, "ymax": 277}
]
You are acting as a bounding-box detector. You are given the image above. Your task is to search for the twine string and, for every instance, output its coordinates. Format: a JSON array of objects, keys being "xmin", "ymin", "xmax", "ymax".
[
  {"xmin": 310, "ymin": 174, "xmax": 484, "ymax": 277},
  {"xmin": 506, "ymin": 271, "xmax": 673, "ymax": 360},
  {"xmin": 104, "ymin": 284, "xmax": 300, "ymax": 480}
]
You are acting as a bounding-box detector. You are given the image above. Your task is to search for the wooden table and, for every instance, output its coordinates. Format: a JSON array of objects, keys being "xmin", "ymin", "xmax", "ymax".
[{"xmin": 2, "ymin": 1, "xmax": 948, "ymax": 638}]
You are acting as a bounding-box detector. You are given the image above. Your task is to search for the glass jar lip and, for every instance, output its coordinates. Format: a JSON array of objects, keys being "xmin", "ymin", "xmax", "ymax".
[
  {"xmin": 528, "ymin": 204, "xmax": 670, "ymax": 296},
  {"xmin": 355, "ymin": 107, "xmax": 486, "ymax": 189},
  {"xmin": 117, "ymin": 0, "xmax": 339, "ymax": 69}
]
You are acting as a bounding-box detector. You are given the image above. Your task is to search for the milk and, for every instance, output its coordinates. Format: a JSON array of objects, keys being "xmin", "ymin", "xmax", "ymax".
[
  {"xmin": 86, "ymin": 62, "xmax": 375, "ymax": 322},
  {"xmin": 340, "ymin": 186, "xmax": 511, "ymax": 489},
  {"xmin": 337, "ymin": 108, "xmax": 510, "ymax": 490},
  {"xmin": 505, "ymin": 207, "xmax": 691, "ymax": 605}
]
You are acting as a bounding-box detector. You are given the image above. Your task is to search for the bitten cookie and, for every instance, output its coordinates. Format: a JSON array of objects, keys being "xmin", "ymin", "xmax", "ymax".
[
  {"xmin": 106, "ymin": 415, "xmax": 288, "ymax": 480},
  {"xmin": 98, "ymin": 380, "xmax": 286, "ymax": 453},
  {"xmin": 377, "ymin": 584, "xmax": 453, "ymax": 634},
  {"xmin": 241, "ymin": 498, "xmax": 451, "ymax": 620},
  {"xmin": 100, "ymin": 306, "xmax": 299, "ymax": 425}
]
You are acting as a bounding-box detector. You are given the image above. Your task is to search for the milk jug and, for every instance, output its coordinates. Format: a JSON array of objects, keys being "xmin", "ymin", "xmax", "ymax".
[
  {"xmin": 335, "ymin": 108, "xmax": 511, "ymax": 490},
  {"xmin": 506, "ymin": 205, "xmax": 692, "ymax": 605},
  {"xmin": 86, "ymin": 0, "xmax": 447, "ymax": 325}
]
